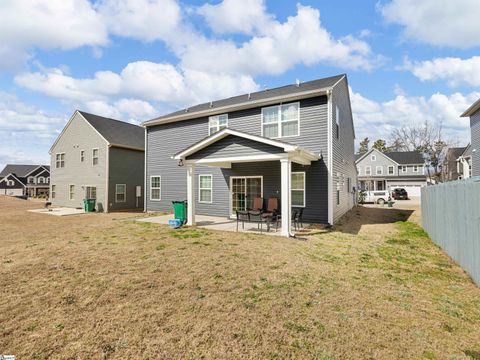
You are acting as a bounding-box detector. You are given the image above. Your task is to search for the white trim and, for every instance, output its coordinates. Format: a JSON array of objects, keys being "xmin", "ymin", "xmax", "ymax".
[
  {"xmin": 80, "ymin": 149, "xmax": 85, "ymax": 162},
  {"xmin": 208, "ymin": 114, "xmax": 228, "ymax": 136},
  {"xmin": 413, "ymin": 165, "xmax": 419, "ymax": 173},
  {"xmin": 150, "ymin": 175, "xmax": 161, "ymax": 201},
  {"xmin": 115, "ymin": 183, "xmax": 126, "ymax": 203},
  {"xmin": 376, "ymin": 166, "xmax": 383, "ymax": 175},
  {"xmin": 143, "ymin": 87, "xmax": 330, "ymax": 127},
  {"xmin": 365, "ymin": 166, "xmax": 372, "ymax": 176},
  {"xmin": 327, "ymin": 89, "xmax": 333, "ymax": 225},
  {"xmin": 291, "ymin": 171, "xmax": 306, "ymax": 208},
  {"xmin": 280, "ymin": 159, "xmax": 292, "ymax": 236},
  {"xmin": 144, "ymin": 128, "xmax": 147, "ymax": 212},
  {"xmin": 35, "ymin": 168, "xmax": 50, "ymax": 178},
  {"xmin": 173, "ymin": 128, "xmax": 299, "ymax": 160},
  {"xmin": 261, "ymin": 102, "xmax": 300, "ymax": 139},
  {"xmin": 69, "ymin": 184, "xmax": 75, "ymax": 200},
  {"xmin": 198, "ymin": 174, "xmax": 213, "ymax": 204},
  {"xmin": 371, "ymin": 154, "xmax": 376, "ymax": 161},
  {"xmin": 92, "ymin": 148, "xmax": 99, "ymax": 166},
  {"xmin": 105, "ymin": 146, "xmax": 109, "ymax": 212},
  {"xmin": 84, "ymin": 185, "xmax": 97, "ymax": 199},
  {"xmin": 355, "ymin": 148, "xmax": 400, "ymax": 166},
  {"xmin": 388, "ymin": 165, "xmax": 394, "ymax": 175},
  {"xmin": 1, "ymin": 173, "xmax": 26, "ymax": 187},
  {"xmin": 51, "ymin": 184, "xmax": 56, "ymax": 199},
  {"xmin": 401, "ymin": 165, "xmax": 407, "ymax": 173},
  {"xmin": 229, "ymin": 176, "xmax": 264, "ymax": 217},
  {"xmin": 24, "ymin": 165, "xmax": 48, "ymax": 177},
  {"xmin": 187, "ymin": 165, "xmax": 195, "ymax": 225}
]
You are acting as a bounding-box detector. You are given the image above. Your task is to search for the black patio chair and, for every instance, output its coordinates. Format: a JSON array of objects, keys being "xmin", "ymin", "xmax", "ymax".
[
  {"xmin": 248, "ymin": 210, "xmax": 270, "ymax": 233},
  {"xmin": 236, "ymin": 210, "xmax": 249, "ymax": 231}
]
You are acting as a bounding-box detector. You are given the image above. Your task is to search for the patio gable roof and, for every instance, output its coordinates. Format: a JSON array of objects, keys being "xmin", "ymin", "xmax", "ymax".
[{"xmin": 172, "ymin": 128, "xmax": 319, "ymax": 167}]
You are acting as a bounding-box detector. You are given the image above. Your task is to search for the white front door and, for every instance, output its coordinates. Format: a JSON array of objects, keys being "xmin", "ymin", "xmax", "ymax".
[{"xmin": 230, "ymin": 176, "xmax": 263, "ymax": 216}]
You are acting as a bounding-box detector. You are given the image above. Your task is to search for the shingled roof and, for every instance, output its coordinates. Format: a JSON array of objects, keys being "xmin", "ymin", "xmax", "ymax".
[
  {"xmin": 0, "ymin": 164, "xmax": 47, "ymax": 178},
  {"xmin": 144, "ymin": 74, "xmax": 346, "ymax": 126},
  {"xmin": 79, "ymin": 111, "xmax": 144, "ymax": 150},
  {"xmin": 355, "ymin": 149, "xmax": 425, "ymax": 164}
]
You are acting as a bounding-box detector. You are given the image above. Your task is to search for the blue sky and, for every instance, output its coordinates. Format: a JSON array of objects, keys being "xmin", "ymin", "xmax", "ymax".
[{"xmin": 1, "ymin": 0, "xmax": 480, "ymax": 169}]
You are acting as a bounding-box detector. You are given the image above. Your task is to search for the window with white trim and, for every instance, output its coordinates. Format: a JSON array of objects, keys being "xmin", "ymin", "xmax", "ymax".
[
  {"xmin": 55, "ymin": 153, "xmax": 65, "ymax": 168},
  {"xmin": 347, "ymin": 177, "xmax": 351, "ymax": 192},
  {"xmin": 199, "ymin": 175, "xmax": 213, "ymax": 203},
  {"xmin": 413, "ymin": 165, "xmax": 419, "ymax": 172},
  {"xmin": 51, "ymin": 185, "xmax": 56, "ymax": 199},
  {"xmin": 69, "ymin": 184, "xmax": 75, "ymax": 200},
  {"xmin": 335, "ymin": 105, "xmax": 340, "ymax": 139},
  {"xmin": 80, "ymin": 150, "xmax": 85, "ymax": 162},
  {"xmin": 357, "ymin": 166, "xmax": 361, "ymax": 175},
  {"xmin": 28, "ymin": 176, "xmax": 35, "ymax": 184},
  {"xmin": 401, "ymin": 166, "xmax": 407, "ymax": 173},
  {"xmin": 365, "ymin": 166, "xmax": 371, "ymax": 175},
  {"xmin": 208, "ymin": 114, "xmax": 228, "ymax": 135},
  {"xmin": 376, "ymin": 166, "xmax": 383, "ymax": 175},
  {"xmin": 388, "ymin": 165, "xmax": 394, "ymax": 175},
  {"xmin": 92, "ymin": 148, "xmax": 99, "ymax": 165},
  {"xmin": 262, "ymin": 102, "xmax": 299, "ymax": 138},
  {"xmin": 371, "ymin": 154, "xmax": 376, "ymax": 161},
  {"xmin": 291, "ymin": 172, "xmax": 305, "ymax": 207},
  {"xmin": 150, "ymin": 176, "xmax": 161, "ymax": 201},
  {"xmin": 85, "ymin": 186, "xmax": 96, "ymax": 199},
  {"xmin": 7, "ymin": 179, "xmax": 14, "ymax": 186},
  {"xmin": 38, "ymin": 177, "xmax": 45, "ymax": 184},
  {"xmin": 115, "ymin": 184, "xmax": 126, "ymax": 203}
]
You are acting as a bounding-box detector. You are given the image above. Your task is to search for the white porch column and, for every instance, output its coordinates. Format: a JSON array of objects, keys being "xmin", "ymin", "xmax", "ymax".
[
  {"xmin": 186, "ymin": 164, "xmax": 196, "ymax": 226},
  {"xmin": 280, "ymin": 158, "xmax": 292, "ymax": 237}
]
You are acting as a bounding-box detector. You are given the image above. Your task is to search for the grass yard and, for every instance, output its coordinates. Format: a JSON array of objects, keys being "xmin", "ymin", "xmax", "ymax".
[{"xmin": 1, "ymin": 196, "xmax": 480, "ymax": 359}]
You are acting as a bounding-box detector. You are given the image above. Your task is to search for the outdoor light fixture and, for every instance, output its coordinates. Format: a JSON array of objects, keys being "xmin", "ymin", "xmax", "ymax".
[{"xmin": 178, "ymin": 159, "xmax": 184, "ymax": 167}]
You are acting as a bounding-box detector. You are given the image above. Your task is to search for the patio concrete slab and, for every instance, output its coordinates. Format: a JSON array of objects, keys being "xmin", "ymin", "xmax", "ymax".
[
  {"xmin": 137, "ymin": 214, "xmax": 285, "ymax": 235},
  {"xmin": 28, "ymin": 207, "xmax": 86, "ymax": 216}
]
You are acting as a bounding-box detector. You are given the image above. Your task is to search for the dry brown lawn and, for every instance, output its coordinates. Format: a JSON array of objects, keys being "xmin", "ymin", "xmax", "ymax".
[{"xmin": 1, "ymin": 196, "xmax": 479, "ymax": 360}]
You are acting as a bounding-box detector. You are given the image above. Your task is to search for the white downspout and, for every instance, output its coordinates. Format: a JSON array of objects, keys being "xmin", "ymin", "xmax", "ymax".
[{"xmin": 327, "ymin": 89, "xmax": 334, "ymax": 225}]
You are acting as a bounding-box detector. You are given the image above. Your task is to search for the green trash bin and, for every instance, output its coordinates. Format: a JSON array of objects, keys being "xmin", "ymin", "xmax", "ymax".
[
  {"xmin": 83, "ymin": 198, "xmax": 96, "ymax": 212},
  {"xmin": 172, "ymin": 200, "xmax": 187, "ymax": 224}
]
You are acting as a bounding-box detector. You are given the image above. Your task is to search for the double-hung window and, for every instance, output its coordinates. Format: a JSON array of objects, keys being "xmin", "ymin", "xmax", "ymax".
[
  {"xmin": 199, "ymin": 175, "xmax": 213, "ymax": 203},
  {"xmin": 51, "ymin": 185, "xmax": 56, "ymax": 198},
  {"xmin": 92, "ymin": 149, "xmax": 99, "ymax": 165},
  {"xmin": 262, "ymin": 102, "xmax": 299, "ymax": 138},
  {"xmin": 291, "ymin": 172, "xmax": 305, "ymax": 207},
  {"xmin": 85, "ymin": 186, "xmax": 96, "ymax": 199},
  {"xmin": 150, "ymin": 176, "xmax": 161, "ymax": 201},
  {"xmin": 116, "ymin": 184, "xmax": 126, "ymax": 203},
  {"xmin": 376, "ymin": 166, "xmax": 383, "ymax": 175},
  {"xmin": 388, "ymin": 165, "xmax": 394, "ymax": 175},
  {"xmin": 208, "ymin": 114, "xmax": 228, "ymax": 135},
  {"xmin": 69, "ymin": 185, "xmax": 75, "ymax": 200},
  {"xmin": 365, "ymin": 166, "xmax": 371, "ymax": 175},
  {"xmin": 413, "ymin": 165, "xmax": 419, "ymax": 173},
  {"xmin": 401, "ymin": 166, "xmax": 407, "ymax": 173},
  {"xmin": 55, "ymin": 153, "xmax": 65, "ymax": 168},
  {"xmin": 80, "ymin": 150, "xmax": 85, "ymax": 162},
  {"xmin": 335, "ymin": 105, "xmax": 340, "ymax": 139}
]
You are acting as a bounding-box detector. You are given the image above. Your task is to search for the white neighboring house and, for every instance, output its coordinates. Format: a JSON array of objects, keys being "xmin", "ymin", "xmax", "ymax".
[
  {"xmin": 355, "ymin": 148, "xmax": 427, "ymax": 197},
  {"xmin": 456, "ymin": 144, "xmax": 472, "ymax": 179}
]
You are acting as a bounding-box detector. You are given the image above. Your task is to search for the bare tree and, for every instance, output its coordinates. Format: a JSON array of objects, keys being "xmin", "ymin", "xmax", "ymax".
[{"xmin": 390, "ymin": 120, "xmax": 449, "ymax": 183}]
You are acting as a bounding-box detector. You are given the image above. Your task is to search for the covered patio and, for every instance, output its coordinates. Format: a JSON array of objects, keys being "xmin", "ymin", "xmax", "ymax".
[{"xmin": 172, "ymin": 128, "xmax": 320, "ymax": 237}]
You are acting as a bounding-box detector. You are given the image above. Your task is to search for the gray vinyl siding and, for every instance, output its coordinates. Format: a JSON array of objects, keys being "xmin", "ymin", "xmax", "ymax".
[
  {"xmin": 146, "ymin": 96, "xmax": 329, "ymax": 223},
  {"xmin": 187, "ymin": 136, "xmax": 283, "ymax": 160},
  {"xmin": 108, "ymin": 147, "xmax": 144, "ymax": 210},
  {"xmin": 357, "ymin": 149, "xmax": 426, "ymax": 179},
  {"xmin": 331, "ymin": 77, "xmax": 357, "ymax": 222},
  {"xmin": 50, "ymin": 112, "xmax": 108, "ymax": 211},
  {"xmin": 471, "ymin": 112, "xmax": 480, "ymax": 176}
]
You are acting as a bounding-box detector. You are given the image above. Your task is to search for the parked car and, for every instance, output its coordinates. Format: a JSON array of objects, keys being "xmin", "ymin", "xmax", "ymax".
[
  {"xmin": 364, "ymin": 190, "xmax": 390, "ymax": 205},
  {"xmin": 391, "ymin": 188, "xmax": 408, "ymax": 200}
]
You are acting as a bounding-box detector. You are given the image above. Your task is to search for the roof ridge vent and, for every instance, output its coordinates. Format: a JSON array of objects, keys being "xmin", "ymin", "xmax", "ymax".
[
  {"xmin": 248, "ymin": 93, "xmax": 251, "ymax": 100},
  {"xmin": 209, "ymin": 101, "xmax": 213, "ymax": 108},
  {"xmin": 295, "ymin": 79, "xmax": 300, "ymax": 87}
]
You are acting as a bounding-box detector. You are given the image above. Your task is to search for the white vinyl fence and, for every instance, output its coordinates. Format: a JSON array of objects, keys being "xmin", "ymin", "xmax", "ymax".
[{"xmin": 421, "ymin": 177, "xmax": 480, "ymax": 286}]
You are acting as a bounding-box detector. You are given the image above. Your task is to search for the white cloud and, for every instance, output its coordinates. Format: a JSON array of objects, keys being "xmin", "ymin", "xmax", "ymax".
[
  {"xmin": 197, "ymin": 0, "xmax": 272, "ymax": 35},
  {"xmin": 96, "ymin": 0, "xmax": 181, "ymax": 42},
  {"xmin": 84, "ymin": 98, "xmax": 157, "ymax": 123},
  {"xmin": 14, "ymin": 61, "xmax": 259, "ymax": 113},
  {"xmin": 0, "ymin": 92, "xmax": 66, "ymax": 168},
  {"xmin": 0, "ymin": 0, "xmax": 108, "ymax": 69},
  {"xmin": 403, "ymin": 56, "xmax": 480, "ymax": 87},
  {"xmin": 351, "ymin": 88, "xmax": 478, "ymax": 146},
  {"xmin": 189, "ymin": 4, "xmax": 380, "ymax": 74},
  {"xmin": 380, "ymin": 0, "xmax": 480, "ymax": 48}
]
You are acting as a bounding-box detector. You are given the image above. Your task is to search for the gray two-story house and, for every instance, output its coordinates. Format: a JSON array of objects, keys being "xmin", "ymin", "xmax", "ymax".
[
  {"xmin": 355, "ymin": 148, "xmax": 427, "ymax": 196},
  {"xmin": 49, "ymin": 111, "xmax": 145, "ymax": 212},
  {"xmin": 143, "ymin": 74, "xmax": 357, "ymax": 236},
  {"xmin": 461, "ymin": 100, "xmax": 480, "ymax": 177}
]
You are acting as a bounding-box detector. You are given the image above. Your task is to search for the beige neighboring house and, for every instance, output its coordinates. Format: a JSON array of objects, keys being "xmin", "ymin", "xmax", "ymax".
[{"xmin": 49, "ymin": 110, "xmax": 145, "ymax": 212}]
